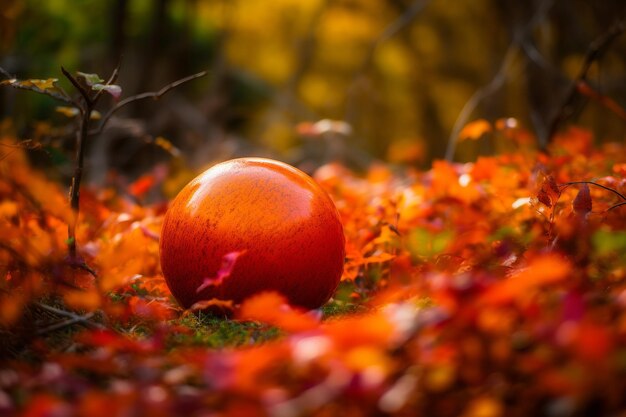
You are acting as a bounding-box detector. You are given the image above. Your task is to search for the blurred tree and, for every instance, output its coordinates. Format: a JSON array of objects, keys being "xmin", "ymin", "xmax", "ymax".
[{"xmin": 1, "ymin": 0, "xmax": 625, "ymax": 179}]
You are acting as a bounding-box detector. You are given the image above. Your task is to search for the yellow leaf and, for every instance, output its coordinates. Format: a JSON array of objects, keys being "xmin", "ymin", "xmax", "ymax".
[
  {"xmin": 23, "ymin": 78, "xmax": 59, "ymax": 90},
  {"xmin": 56, "ymin": 106, "xmax": 79, "ymax": 118}
]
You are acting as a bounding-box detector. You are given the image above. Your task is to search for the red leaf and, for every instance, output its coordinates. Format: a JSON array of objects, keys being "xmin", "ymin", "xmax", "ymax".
[
  {"xmin": 572, "ymin": 183, "xmax": 592, "ymax": 217},
  {"xmin": 537, "ymin": 174, "xmax": 561, "ymax": 208},
  {"xmin": 537, "ymin": 189, "xmax": 552, "ymax": 208},
  {"xmin": 196, "ymin": 250, "xmax": 247, "ymax": 293},
  {"xmin": 129, "ymin": 174, "xmax": 156, "ymax": 198}
]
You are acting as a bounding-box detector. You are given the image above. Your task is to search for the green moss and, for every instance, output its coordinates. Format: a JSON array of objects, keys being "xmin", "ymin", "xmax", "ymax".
[
  {"xmin": 166, "ymin": 313, "xmax": 282, "ymax": 349},
  {"xmin": 321, "ymin": 300, "xmax": 369, "ymax": 319}
]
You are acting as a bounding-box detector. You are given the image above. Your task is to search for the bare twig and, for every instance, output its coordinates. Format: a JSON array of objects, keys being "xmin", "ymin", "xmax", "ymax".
[
  {"xmin": 61, "ymin": 66, "xmax": 92, "ymax": 108},
  {"xmin": 62, "ymin": 64, "xmax": 125, "ymax": 261},
  {"xmin": 445, "ymin": 0, "xmax": 556, "ymax": 161},
  {"xmin": 346, "ymin": 0, "xmax": 430, "ymax": 126},
  {"xmin": 445, "ymin": 46, "xmax": 519, "ymax": 161},
  {"xmin": 559, "ymin": 181, "xmax": 626, "ymax": 201},
  {"xmin": 89, "ymin": 70, "xmax": 208, "ymax": 136},
  {"xmin": 575, "ymin": 80, "xmax": 626, "ymax": 121},
  {"xmin": 93, "ymin": 62, "xmax": 121, "ymax": 103},
  {"xmin": 607, "ymin": 201, "xmax": 626, "ymax": 212},
  {"xmin": 366, "ymin": 0, "xmax": 430, "ymax": 65},
  {"xmin": 65, "ymin": 257, "xmax": 98, "ymax": 278},
  {"xmin": 547, "ymin": 18, "xmax": 626, "ymax": 143},
  {"xmin": 63, "ymin": 69, "xmax": 96, "ymax": 260},
  {"xmin": 35, "ymin": 302, "xmax": 105, "ymax": 335}
]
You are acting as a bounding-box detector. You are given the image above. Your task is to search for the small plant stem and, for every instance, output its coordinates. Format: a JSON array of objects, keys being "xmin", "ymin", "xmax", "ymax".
[
  {"xmin": 89, "ymin": 70, "xmax": 207, "ymax": 136},
  {"xmin": 61, "ymin": 67, "xmax": 95, "ymax": 260},
  {"xmin": 547, "ymin": 19, "xmax": 626, "ymax": 142},
  {"xmin": 607, "ymin": 201, "xmax": 626, "ymax": 212},
  {"xmin": 559, "ymin": 181, "xmax": 626, "ymax": 201},
  {"xmin": 67, "ymin": 100, "xmax": 94, "ymax": 259}
]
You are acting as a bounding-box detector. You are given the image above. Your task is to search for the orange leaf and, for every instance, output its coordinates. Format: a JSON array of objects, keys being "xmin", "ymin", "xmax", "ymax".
[
  {"xmin": 459, "ymin": 119, "xmax": 492, "ymax": 141},
  {"xmin": 238, "ymin": 291, "xmax": 319, "ymax": 332},
  {"xmin": 481, "ymin": 255, "xmax": 571, "ymax": 305},
  {"xmin": 64, "ymin": 289, "xmax": 101, "ymax": 311},
  {"xmin": 324, "ymin": 313, "xmax": 395, "ymax": 348}
]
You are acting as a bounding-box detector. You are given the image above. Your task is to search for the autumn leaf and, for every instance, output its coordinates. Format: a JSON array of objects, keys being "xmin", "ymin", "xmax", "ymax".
[
  {"xmin": 2, "ymin": 122, "xmax": 626, "ymax": 417},
  {"xmin": 481, "ymin": 254, "xmax": 571, "ymax": 305},
  {"xmin": 196, "ymin": 250, "xmax": 247, "ymax": 293},
  {"xmin": 459, "ymin": 119, "xmax": 492, "ymax": 141},
  {"xmin": 76, "ymin": 72, "xmax": 104, "ymax": 86},
  {"xmin": 129, "ymin": 174, "xmax": 156, "ymax": 198},
  {"xmin": 238, "ymin": 291, "xmax": 319, "ymax": 332},
  {"xmin": 572, "ymin": 183, "xmax": 592, "ymax": 217},
  {"xmin": 18, "ymin": 78, "xmax": 59, "ymax": 90},
  {"xmin": 537, "ymin": 174, "xmax": 561, "ymax": 208},
  {"xmin": 92, "ymin": 83, "xmax": 122, "ymax": 100}
]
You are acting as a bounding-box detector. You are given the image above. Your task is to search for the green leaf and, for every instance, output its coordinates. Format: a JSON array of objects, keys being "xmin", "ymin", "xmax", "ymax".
[
  {"xmin": 77, "ymin": 72, "xmax": 104, "ymax": 86},
  {"xmin": 408, "ymin": 228, "xmax": 453, "ymax": 258}
]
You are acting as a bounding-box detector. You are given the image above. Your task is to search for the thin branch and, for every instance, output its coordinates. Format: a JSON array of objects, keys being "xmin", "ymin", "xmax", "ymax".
[
  {"xmin": 559, "ymin": 181, "xmax": 626, "ymax": 201},
  {"xmin": 65, "ymin": 256, "xmax": 98, "ymax": 278},
  {"xmin": 346, "ymin": 0, "xmax": 430, "ymax": 125},
  {"xmin": 445, "ymin": 0, "xmax": 556, "ymax": 161},
  {"xmin": 367, "ymin": 0, "xmax": 430, "ymax": 65},
  {"xmin": 445, "ymin": 46, "xmax": 518, "ymax": 161},
  {"xmin": 547, "ymin": 18, "xmax": 626, "ymax": 142},
  {"xmin": 67, "ymin": 93, "xmax": 94, "ymax": 259},
  {"xmin": 61, "ymin": 66, "xmax": 93, "ymax": 108},
  {"xmin": 35, "ymin": 302, "xmax": 105, "ymax": 335},
  {"xmin": 575, "ymin": 80, "xmax": 626, "ymax": 121},
  {"xmin": 89, "ymin": 70, "xmax": 208, "ymax": 136},
  {"xmin": 93, "ymin": 62, "xmax": 121, "ymax": 103},
  {"xmin": 607, "ymin": 201, "xmax": 626, "ymax": 212}
]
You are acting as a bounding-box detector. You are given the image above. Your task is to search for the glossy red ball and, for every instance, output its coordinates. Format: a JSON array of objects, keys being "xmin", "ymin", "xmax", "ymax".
[{"xmin": 159, "ymin": 158, "xmax": 345, "ymax": 310}]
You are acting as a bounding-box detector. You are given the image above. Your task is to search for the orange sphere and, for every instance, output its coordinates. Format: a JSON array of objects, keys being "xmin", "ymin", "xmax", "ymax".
[{"xmin": 159, "ymin": 158, "xmax": 345, "ymax": 310}]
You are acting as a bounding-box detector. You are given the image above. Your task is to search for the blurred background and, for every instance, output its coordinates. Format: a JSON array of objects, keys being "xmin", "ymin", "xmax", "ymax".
[{"xmin": 1, "ymin": 0, "xmax": 625, "ymax": 193}]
